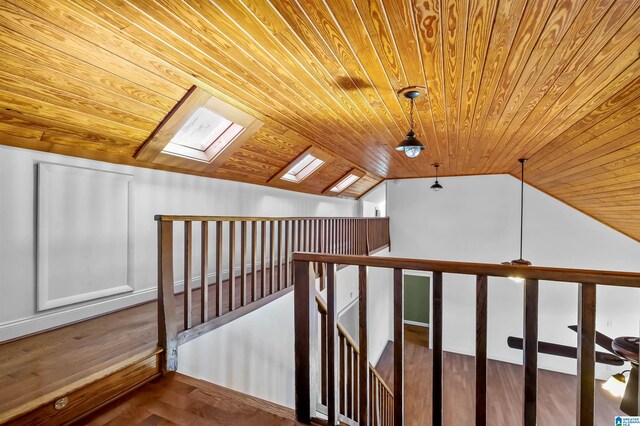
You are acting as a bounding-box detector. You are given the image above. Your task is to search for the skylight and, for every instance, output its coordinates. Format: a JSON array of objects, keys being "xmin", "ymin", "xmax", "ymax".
[
  {"xmin": 281, "ymin": 153, "xmax": 325, "ymax": 183},
  {"xmin": 330, "ymin": 173, "xmax": 361, "ymax": 193},
  {"xmin": 161, "ymin": 107, "xmax": 245, "ymax": 163}
]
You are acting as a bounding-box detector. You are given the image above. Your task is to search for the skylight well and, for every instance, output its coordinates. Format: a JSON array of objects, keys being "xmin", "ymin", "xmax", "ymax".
[
  {"xmin": 330, "ymin": 173, "xmax": 361, "ymax": 192},
  {"xmin": 135, "ymin": 86, "xmax": 263, "ymax": 173},
  {"xmin": 161, "ymin": 107, "xmax": 245, "ymax": 163},
  {"xmin": 281, "ymin": 153, "xmax": 325, "ymax": 183},
  {"xmin": 323, "ymin": 168, "xmax": 365, "ymax": 195}
]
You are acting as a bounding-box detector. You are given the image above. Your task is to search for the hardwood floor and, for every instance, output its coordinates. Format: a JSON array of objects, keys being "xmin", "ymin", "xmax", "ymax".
[
  {"xmin": 375, "ymin": 332, "xmax": 626, "ymax": 425},
  {"xmin": 0, "ymin": 266, "xmax": 283, "ymax": 418},
  {"xmin": 76, "ymin": 373, "xmax": 305, "ymax": 426}
]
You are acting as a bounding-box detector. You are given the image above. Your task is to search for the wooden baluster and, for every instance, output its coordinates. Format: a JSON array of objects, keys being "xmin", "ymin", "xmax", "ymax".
[
  {"xmin": 278, "ymin": 220, "xmax": 283, "ymax": 290},
  {"xmin": 329, "ymin": 219, "xmax": 335, "ymax": 254},
  {"xmin": 294, "ymin": 260, "xmax": 317, "ymax": 423},
  {"xmin": 183, "ymin": 221, "xmax": 193, "ymax": 330},
  {"xmin": 340, "ymin": 333, "xmax": 346, "ymax": 416},
  {"xmin": 366, "ymin": 219, "xmax": 371, "ymax": 255},
  {"xmin": 393, "ymin": 268, "xmax": 404, "ymax": 426},
  {"xmin": 228, "ymin": 221, "xmax": 236, "ymax": 312},
  {"xmin": 354, "ymin": 352, "xmax": 359, "ymax": 423},
  {"xmin": 158, "ymin": 221, "xmax": 177, "ymax": 372},
  {"xmin": 343, "ymin": 220, "xmax": 347, "ymax": 254},
  {"xmin": 432, "ymin": 271, "xmax": 443, "ymax": 425},
  {"xmin": 303, "ymin": 220, "xmax": 308, "ymax": 252},
  {"xmin": 320, "ymin": 307, "xmax": 328, "ymax": 407},
  {"xmin": 523, "ymin": 279, "xmax": 539, "ymax": 426},
  {"xmin": 297, "ymin": 219, "xmax": 302, "ymax": 251},
  {"xmin": 327, "ymin": 263, "xmax": 338, "ymax": 425},
  {"xmin": 320, "ymin": 220, "xmax": 325, "ymax": 254},
  {"xmin": 284, "ymin": 221, "xmax": 290, "ymax": 288},
  {"xmin": 251, "ymin": 221, "xmax": 257, "ymax": 302},
  {"xmin": 379, "ymin": 380, "xmax": 383, "ymax": 426},
  {"xmin": 577, "ymin": 283, "xmax": 596, "ymax": 426},
  {"xmin": 347, "ymin": 344, "xmax": 353, "ymax": 418},
  {"xmin": 369, "ymin": 370, "xmax": 374, "ymax": 424},
  {"xmin": 200, "ymin": 221, "xmax": 209, "ymax": 323},
  {"xmin": 351, "ymin": 219, "xmax": 355, "ymax": 254},
  {"xmin": 261, "ymin": 221, "xmax": 266, "ymax": 298},
  {"xmin": 292, "ymin": 221, "xmax": 297, "ymax": 285},
  {"xmin": 476, "ymin": 275, "xmax": 488, "ymax": 426},
  {"xmin": 311, "ymin": 220, "xmax": 315, "ymax": 252},
  {"xmin": 240, "ymin": 221, "xmax": 247, "ymax": 307},
  {"xmin": 270, "ymin": 220, "xmax": 275, "ymax": 294},
  {"xmin": 359, "ymin": 265, "xmax": 369, "ymax": 424},
  {"xmin": 215, "ymin": 221, "xmax": 223, "ymax": 317}
]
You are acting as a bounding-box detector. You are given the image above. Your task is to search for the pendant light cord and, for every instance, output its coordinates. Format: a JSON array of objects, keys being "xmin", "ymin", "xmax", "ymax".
[
  {"xmin": 519, "ymin": 159, "xmax": 526, "ymax": 260},
  {"xmin": 409, "ymin": 98, "xmax": 415, "ymax": 132}
]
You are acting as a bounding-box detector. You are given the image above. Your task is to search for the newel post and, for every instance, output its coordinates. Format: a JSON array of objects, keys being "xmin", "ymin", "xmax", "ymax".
[
  {"xmin": 157, "ymin": 219, "xmax": 178, "ymax": 372},
  {"xmin": 294, "ymin": 258, "xmax": 318, "ymax": 422}
]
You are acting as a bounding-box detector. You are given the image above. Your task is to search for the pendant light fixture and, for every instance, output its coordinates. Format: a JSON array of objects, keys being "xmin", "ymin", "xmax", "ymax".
[
  {"xmin": 503, "ymin": 158, "xmax": 531, "ymax": 266},
  {"xmin": 430, "ymin": 163, "xmax": 443, "ymax": 191},
  {"xmin": 396, "ymin": 89, "xmax": 425, "ymax": 158}
]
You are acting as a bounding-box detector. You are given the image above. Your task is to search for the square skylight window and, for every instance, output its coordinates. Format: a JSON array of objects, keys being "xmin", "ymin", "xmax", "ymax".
[
  {"xmin": 161, "ymin": 107, "xmax": 245, "ymax": 163},
  {"xmin": 281, "ymin": 153, "xmax": 325, "ymax": 183},
  {"xmin": 330, "ymin": 173, "xmax": 361, "ymax": 192},
  {"xmin": 323, "ymin": 168, "xmax": 365, "ymax": 195}
]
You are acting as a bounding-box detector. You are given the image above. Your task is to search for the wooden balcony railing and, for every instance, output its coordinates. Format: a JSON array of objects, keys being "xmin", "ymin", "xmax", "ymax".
[
  {"xmin": 293, "ymin": 253, "xmax": 640, "ymax": 426},
  {"xmin": 155, "ymin": 215, "xmax": 389, "ymax": 371}
]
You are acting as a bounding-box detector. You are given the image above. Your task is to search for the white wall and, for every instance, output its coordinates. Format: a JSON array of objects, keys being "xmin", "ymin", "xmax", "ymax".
[
  {"xmin": 359, "ymin": 181, "xmax": 386, "ymax": 217},
  {"xmin": 0, "ymin": 145, "xmax": 357, "ymax": 341},
  {"xmin": 179, "ymin": 291, "xmax": 297, "ymax": 408},
  {"xmin": 178, "ymin": 253, "xmax": 393, "ymax": 408},
  {"xmin": 387, "ymin": 174, "xmax": 640, "ymax": 379},
  {"xmin": 329, "ymin": 251, "xmax": 393, "ymax": 365}
]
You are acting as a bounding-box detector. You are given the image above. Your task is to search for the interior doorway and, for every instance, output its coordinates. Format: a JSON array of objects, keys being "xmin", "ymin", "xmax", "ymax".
[{"xmin": 403, "ymin": 272, "xmax": 431, "ymax": 347}]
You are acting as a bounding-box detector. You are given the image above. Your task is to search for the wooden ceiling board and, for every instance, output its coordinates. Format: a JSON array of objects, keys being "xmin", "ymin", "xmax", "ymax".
[{"xmin": 1, "ymin": 0, "xmax": 640, "ymax": 239}]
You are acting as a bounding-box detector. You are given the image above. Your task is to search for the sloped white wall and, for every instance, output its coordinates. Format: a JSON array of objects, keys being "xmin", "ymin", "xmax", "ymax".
[
  {"xmin": 387, "ymin": 174, "xmax": 640, "ymax": 379},
  {"xmin": 0, "ymin": 145, "xmax": 357, "ymax": 341}
]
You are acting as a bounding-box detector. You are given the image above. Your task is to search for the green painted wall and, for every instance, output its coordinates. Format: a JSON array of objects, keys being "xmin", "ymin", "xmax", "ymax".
[{"xmin": 404, "ymin": 274, "xmax": 430, "ymax": 324}]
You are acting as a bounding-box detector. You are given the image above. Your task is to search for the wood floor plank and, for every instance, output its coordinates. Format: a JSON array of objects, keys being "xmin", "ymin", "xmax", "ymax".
[{"xmin": 375, "ymin": 331, "xmax": 625, "ymax": 425}]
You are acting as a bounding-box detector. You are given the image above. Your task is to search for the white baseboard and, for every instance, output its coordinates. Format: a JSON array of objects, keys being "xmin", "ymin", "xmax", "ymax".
[
  {"xmin": 0, "ymin": 287, "xmax": 157, "ymax": 342},
  {"xmin": 0, "ymin": 259, "xmax": 279, "ymax": 343},
  {"xmin": 403, "ymin": 320, "xmax": 429, "ymax": 327}
]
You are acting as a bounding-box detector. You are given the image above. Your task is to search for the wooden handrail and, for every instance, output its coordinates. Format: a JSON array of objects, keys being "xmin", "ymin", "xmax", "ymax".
[
  {"xmin": 155, "ymin": 215, "xmax": 390, "ymax": 222},
  {"xmin": 294, "ymin": 253, "xmax": 640, "ymax": 287}
]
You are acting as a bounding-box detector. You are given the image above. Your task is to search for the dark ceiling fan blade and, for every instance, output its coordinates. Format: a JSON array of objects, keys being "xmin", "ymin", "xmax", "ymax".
[
  {"xmin": 567, "ymin": 325, "xmax": 616, "ymax": 354},
  {"xmin": 507, "ymin": 336, "xmax": 624, "ymax": 366}
]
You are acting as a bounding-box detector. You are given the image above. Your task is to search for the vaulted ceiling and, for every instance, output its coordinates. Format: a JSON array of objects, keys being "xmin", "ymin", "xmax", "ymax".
[{"xmin": 0, "ymin": 1, "xmax": 639, "ymax": 240}]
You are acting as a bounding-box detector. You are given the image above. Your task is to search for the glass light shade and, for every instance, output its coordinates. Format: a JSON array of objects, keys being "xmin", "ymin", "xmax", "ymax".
[
  {"xmin": 509, "ymin": 276, "xmax": 524, "ymax": 283},
  {"xmin": 396, "ymin": 131, "xmax": 425, "ymax": 158},
  {"xmin": 404, "ymin": 145, "xmax": 422, "ymax": 158},
  {"xmin": 602, "ymin": 373, "xmax": 627, "ymax": 397}
]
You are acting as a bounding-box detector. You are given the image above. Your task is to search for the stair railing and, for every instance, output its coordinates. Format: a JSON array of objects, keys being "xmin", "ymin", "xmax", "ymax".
[
  {"xmin": 155, "ymin": 215, "xmax": 390, "ymax": 372},
  {"xmin": 316, "ymin": 292, "xmax": 393, "ymax": 425},
  {"xmin": 294, "ymin": 253, "xmax": 640, "ymax": 426}
]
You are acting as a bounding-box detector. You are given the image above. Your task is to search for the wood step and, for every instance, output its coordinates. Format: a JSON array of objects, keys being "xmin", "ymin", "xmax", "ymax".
[
  {"xmin": 79, "ymin": 372, "xmax": 333, "ymax": 425},
  {"xmin": 1, "ymin": 347, "xmax": 162, "ymax": 425}
]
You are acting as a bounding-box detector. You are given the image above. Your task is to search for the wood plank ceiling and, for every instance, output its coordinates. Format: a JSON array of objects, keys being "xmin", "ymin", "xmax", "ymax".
[{"xmin": 0, "ymin": 0, "xmax": 639, "ymax": 239}]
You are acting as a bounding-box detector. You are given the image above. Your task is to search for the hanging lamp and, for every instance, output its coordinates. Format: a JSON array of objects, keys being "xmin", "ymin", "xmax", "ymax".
[
  {"xmin": 395, "ymin": 89, "xmax": 425, "ymax": 158},
  {"xmin": 430, "ymin": 163, "xmax": 443, "ymax": 191},
  {"xmin": 503, "ymin": 158, "xmax": 531, "ymax": 266}
]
